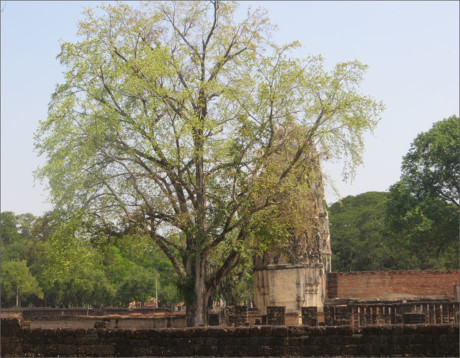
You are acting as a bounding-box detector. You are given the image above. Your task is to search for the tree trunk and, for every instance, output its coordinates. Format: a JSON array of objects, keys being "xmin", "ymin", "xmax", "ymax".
[
  {"xmin": 16, "ymin": 287, "xmax": 19, "ymax": 307},
  {"xmin": 185, "ymin": 257, "xmax": 213, "ymax": 327}
]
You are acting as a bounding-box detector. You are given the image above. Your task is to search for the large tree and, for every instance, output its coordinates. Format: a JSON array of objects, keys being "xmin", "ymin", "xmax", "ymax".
[
  {"xmin": 35, "ymin": 1, "xmax": 383, "ymax": 326},
  {"xmin": 385, "ymin": 115, "xmax": 459, "ymax": 269}
]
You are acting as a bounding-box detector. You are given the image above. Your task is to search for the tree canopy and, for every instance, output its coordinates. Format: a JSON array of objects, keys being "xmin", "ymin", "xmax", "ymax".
[
  {"xmin": 0, "ymin": 211, "xmax": 36, "ymax": 261},
  {"xmin": 384, "ymin": 115, "xmax": 459, "ymax": 269},
  {"xmin": 400, "ymin": 115, "xmax": 459, "ymax": 207},
  {"xmin": 329, "ymin": 191, "xmax": 389, "ymax": 272},
  {"xmin": 35, "ymin": 1, "xmax": 383, "ymax": 325},
  {"xmin": 0, "ymin": 260, "xmax": 43, "ymax": 307}
]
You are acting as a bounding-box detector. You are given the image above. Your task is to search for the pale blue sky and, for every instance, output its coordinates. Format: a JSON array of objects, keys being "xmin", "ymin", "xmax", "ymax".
[{"xmin": 1, "ymin": 1, "xmax": 459, "ymax": 216}]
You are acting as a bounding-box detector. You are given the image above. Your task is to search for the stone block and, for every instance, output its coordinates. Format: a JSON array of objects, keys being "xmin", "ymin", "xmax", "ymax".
[
  {"xmin": 301, "ymin": 306, "xmax": 318, "ymax": 326},
  {"xmin": 54, "ymin": 343, "xmax": 77, "ymax": 356},
  {"xmin": 285, "ymin": 312, "xmax": 300, "ymax": 326},
  {"xmin": 267, "ymin": 306, "xmax": 285, "ymax": 325},
  {"xmin": 77, "ymin": 344, "xmax": 116, "ymax": 356},
  {"xmin": 207, "ymin": 313, "xmax": 220, "ymax": 326},
  {"xmin": 206, "ymin": 326, "xmax": 228, "ymax": 337},
  {"xmin": 225, "ymin": 306, "xmax": 248, "ymax": 327},
  {"xmin": 403, "ymin": 312, "xmax": 426, "ymax": 324},
  {"xmin": 270, "ymin": 326, "xmax": 288, "ymax": 336}
]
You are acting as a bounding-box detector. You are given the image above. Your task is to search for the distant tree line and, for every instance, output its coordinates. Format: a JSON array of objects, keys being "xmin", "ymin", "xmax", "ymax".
[
  {"xmin": 329, "ymin": 116, "xmax": 459, "ymax": 271},
  {"xmin": 0, "ymin": 210, "xmax": 184, "ymax": 308},
  {"xmin": 0, "ymin": 209, "xmax": 252, "ymax": 309}
]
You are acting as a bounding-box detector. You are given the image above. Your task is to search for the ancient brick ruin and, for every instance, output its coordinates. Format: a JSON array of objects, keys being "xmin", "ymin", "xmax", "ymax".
[
  {"xmin": 253, "ymin": 145, "xmax": 331, "ymax": 315},
  {"xmin": 252, "ymin": 138, "xmax": 459, "ymax": 327}
]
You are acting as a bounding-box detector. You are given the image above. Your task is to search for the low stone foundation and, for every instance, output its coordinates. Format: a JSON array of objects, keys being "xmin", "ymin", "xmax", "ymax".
[
  {"xmin": 22, "ymin": 314, "xmax": 186, "ymax": 329},
  {"xmin": 324, "ymin": 299, "xmax": 459, "ymax": 327},
  {"xmin": 2, "ymin": 307, "xmax": 170, "ymax": 320},
  {"xmin": 1, "ymin": 318, "xmax": 458, "ymax": 357}
]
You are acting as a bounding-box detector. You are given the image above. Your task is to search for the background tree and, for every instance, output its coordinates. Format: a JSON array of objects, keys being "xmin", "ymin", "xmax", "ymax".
[
  {"xmin": 400, "ymin": 115, "xmax": 459, "ymax": 207},
  {"xmin": 116, "ymin": 265, "xmax": 157, "ymax": 307},
  {"xmin": 97, "ymin": 231, "xmax": 183, "ymax": 307},
  {"xmin": 215, "ymin": 261, "xmax": 253, "ymax": 307},
  {"xmin": 329, "ymin": 192, "xmax": 389, "ymax": 272},
  {"xmin": 34, "ymin": 212, "xmax": 116, "ymax": 307},
  {"xmin": 35, "ymin": 2, "xmax": 383, "ymax": 325},
  {"xmin": 1, "ymin": 210, "xmax": 182, "ymax": 308},
  {"xmin": 1, "ymin": 212, "xmax": 44, "ymax": 307},
  {"xmin": 1, "ymin": 260, "xmax": 43, "ymax": 307},
  {"xmin": 1, "ymin": 211, "xmax": 36, "ymax": 261},
  {"xmin": 385, "ymin": 116, "xmax": 459, "ymax": 269}
]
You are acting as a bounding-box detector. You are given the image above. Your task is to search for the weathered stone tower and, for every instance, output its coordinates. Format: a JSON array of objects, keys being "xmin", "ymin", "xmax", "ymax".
[{"xmin": 253, "ymin": 144, "xmax": 331, "ymax": 315}]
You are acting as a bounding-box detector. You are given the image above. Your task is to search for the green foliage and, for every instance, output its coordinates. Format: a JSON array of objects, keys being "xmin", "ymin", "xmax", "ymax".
[
  {"xmin": 401, "ymin": 115, "xmax": 459, "ymax": 207},
  {"xmin": 1, "ymin": 212, "xmax": 36, "ymax": 261},
  {"xmin": 1, "ymin": 210, "xmax": 183, "ymax": 308},
  {"xmin": 32, "ymin": 212, "xmax": 114, "ymax": 307},
  {"xmin": 330, "ymin": 116, "xmax": 459, "ymax": 272},
  {"xmin": 116, "ymin": 266, "xmax": 157, "ymax": 307},
  {"xmin": 384, "ymin": 116, "xmax": 459, "ymax": 269},
  {"xmin": 1, "ymin": 212, "xmax": 44, "ymax": 307},
  {"xmin": 158, "ymin": 281, "xmax": 182, "ymax": 306},
  {"xmin": 215, "ymin": 264, "xmax": 254, "ymax": 306},
  {"xmin": 0, "ymin": 211, "xmax": 20, "ymax": 245},
  {"xmin": 99, "ymin": 233, "xmax": 183, "ymax": 307},
  {"xmin": 385, "ymin": 184, "xmax": 459, "ymax": 270},
  {"xmin": 99, "ymin": 244, "xmax": 137, "ymax": 286},
  {"xmin": 329, "ymin": 192, "xmax": 389, "ymax": 271},
  {"xmin": 1, "ymin": 260, "xmax": 43, "ymax": 307}
]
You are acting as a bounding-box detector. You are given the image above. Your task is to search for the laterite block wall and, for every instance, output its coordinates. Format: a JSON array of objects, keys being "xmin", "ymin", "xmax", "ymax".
[
  {"xmin": 327, "ymin": 270, "xmax": 460, "ymax": 301},
  {"xmin": 1, "ymin": 318, "xmax": 459, "ymax": 357}
]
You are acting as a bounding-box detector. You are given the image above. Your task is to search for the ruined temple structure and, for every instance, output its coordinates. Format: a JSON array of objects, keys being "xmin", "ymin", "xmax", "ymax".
[
  {"xmin": 252, "ymin": 130, "xmax": 460, "ymax": 317},
  {"xmin": 253, "ymin": 135, "xmax": 331, "ymax": 315}
]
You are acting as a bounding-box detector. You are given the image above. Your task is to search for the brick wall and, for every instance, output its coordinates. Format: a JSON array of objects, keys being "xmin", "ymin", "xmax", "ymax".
[
  {"xmin": 1, "ymin": 318, "xmax": 458, "ymax": 357},
  {"xmin": 327, "ymin": 270, "xmax": 460, "ymax": 301}
]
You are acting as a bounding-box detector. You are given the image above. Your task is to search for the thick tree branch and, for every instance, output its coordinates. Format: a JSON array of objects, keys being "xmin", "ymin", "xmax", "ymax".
[{"xmin": 150, "ymin": 228, "xmax": 185, "ymax": 279}]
